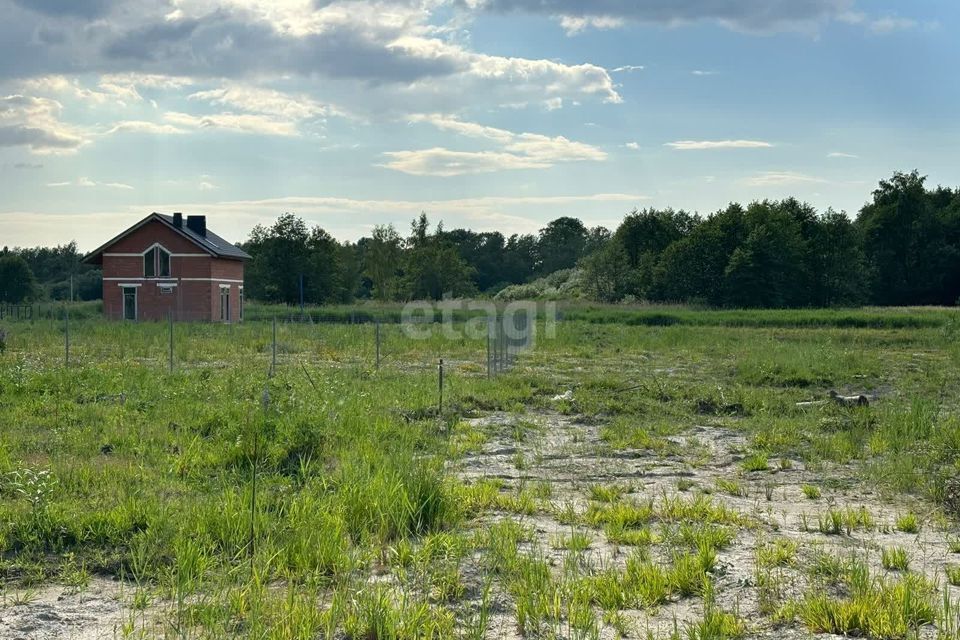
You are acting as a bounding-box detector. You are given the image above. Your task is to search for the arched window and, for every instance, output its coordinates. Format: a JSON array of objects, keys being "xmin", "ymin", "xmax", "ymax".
[{"xmin": 144, "ymin": 246, "xmax": 171, "ymax": 277}]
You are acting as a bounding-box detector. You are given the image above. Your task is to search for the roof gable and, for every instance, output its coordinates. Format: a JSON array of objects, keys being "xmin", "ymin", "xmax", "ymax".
[{"xmin": 83, "ymin": 213, "xmax": 251, "ymax": 264}]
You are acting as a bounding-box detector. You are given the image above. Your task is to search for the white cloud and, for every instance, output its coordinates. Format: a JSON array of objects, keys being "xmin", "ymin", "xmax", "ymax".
[
  {"xmin": 22, "ymin": 75, "xmax": 139, "ymax": 105},
  {"xmin": 0, "ymin": 94, "xmax": 87, "ymax": 154},
  {"xmin": 742, "ymin": 171, "xmax": 827, "ymax": 186},
  {"xmin": 839, "ymin": 11, "xmax": 929, "ymax": 34},
  {"xmin": 611, "ymin": 65, "xmax": 645, "ymax": 73},
  {"xmin": 105, "ymin": 120, "xmax": 188, "ymax": 135},
  {"xmin": 163, "ymin": 111, "xmax": 299, "ymax": 136},
  {"xmin": 387, "ymin": 114, "xmax": 606, "ymax": 175},
  {"xmin": 188, "ymin": 85, "xmax": 331, "ymax": 120},
  {"xmin": 559, "ymin": 15, "xmax": 625, "ymax": 35},
  {"xmin": 827, "ymin": 151, "xmax": 859, "ymax": 159},
  {"xmin": 665, "ymin": 139, "xmax": 772, "ymax": 150},
  {"xmin": 381, "ymin": 148, "xmax": 550, "ymax": 176},
  {"xmin": 0, "ymin": 192, "xmax": 651, "ymax": 248},
  {"xmin": 47, "ymin": 176, "xmax": 133, "ymax": 189},
  {"xmin": 469, "ymin": 0, "xmax": 862, "ymax": 34},
  {"xmin": 691, "ymin": 70, "xmax": 716, "ymax": 76},
  {"xmin": 624, "ymin": 142, "xmax": 640, "ymax": 150}
]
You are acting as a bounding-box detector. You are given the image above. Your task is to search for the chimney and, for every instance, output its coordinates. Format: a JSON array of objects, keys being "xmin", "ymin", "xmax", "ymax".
[
  {"xmin": 173, "ymin": 212, "xmax": 183, "ymax": 228},
  {"xmin": 186, "ymin": 215, "xmax": 206, "ymax": 237}
]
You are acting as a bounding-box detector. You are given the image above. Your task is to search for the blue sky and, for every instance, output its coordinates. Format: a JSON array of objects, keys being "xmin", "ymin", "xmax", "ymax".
[{"xmin": 1, "ymin": 0, "xmax": 957, "ymax": 250}]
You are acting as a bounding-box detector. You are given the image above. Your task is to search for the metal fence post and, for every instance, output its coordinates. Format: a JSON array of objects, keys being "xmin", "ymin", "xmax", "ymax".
[
  {"xmin": 438, "ymin": 358, "xmax": 444, "ymax": 415},
  {"xmin": 168, "ymin": 310, "xmax": 174, "ymax": 374},
  {"xmin": 375, "ymin": 319, "xmax": 381, "ymax": 370},
  {"xmin": 64, "ymin": 303, "xmax": 70, "ymax": 367},
  {"xmin": 271, "ymin": 315, "xmax": 277, "ymax": 376},
  {"xmin": 486, "ymin": 316, "xmax": 492, "ymax": 379}
]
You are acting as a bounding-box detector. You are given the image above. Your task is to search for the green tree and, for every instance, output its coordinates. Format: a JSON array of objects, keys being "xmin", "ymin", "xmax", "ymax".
[
  {"xmin": 403, "ymin": 214, "xmax": 475, "ymax": 300},
  {"xmin": 722, "ymin": 202, "xmax": 806, "ymax": 308},
  {"xmin": 580, "ymin": 241, "xmax": 630, "ymax": 302},
  {"xmin": 363, "ymin": 224, "xmax": 403, "ymax": 301},
  {"xmin": 243, "ymin": 213, "xmax": 345, "ymax": 304},
  {"xmin": 0, "ymin": 254, "xmax": 38, "ymax": 303},
  {"xmin": 537, "ymin": 217, "xmax": 589, "ymax": 275},
  {"xmin": 856, "ymin": 170, "xmax": 947, "ymax": 305},
  {"xmin": 653, "ymin": 204, "xmax": 748, "ymax": 304}
]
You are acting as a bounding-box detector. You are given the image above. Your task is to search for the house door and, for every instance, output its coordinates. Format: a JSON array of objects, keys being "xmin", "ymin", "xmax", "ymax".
[
  {"xmin": 220, "ymin": 287, "xmax": 230, "ymax": 322},
  {"xmin": 122, "ymin": 287, "xmax": 137, "ymax": 321}
]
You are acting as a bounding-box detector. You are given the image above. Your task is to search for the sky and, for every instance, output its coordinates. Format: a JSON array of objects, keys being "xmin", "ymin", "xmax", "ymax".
[{"xmin": 1, "ymin": 0, "xmax": 958, "ymax": 251}]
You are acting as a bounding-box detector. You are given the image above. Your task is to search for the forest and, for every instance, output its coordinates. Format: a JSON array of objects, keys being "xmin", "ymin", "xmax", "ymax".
[{"xmin": 3, "ymin": 170, "xmax": 959, "ymax": 308}]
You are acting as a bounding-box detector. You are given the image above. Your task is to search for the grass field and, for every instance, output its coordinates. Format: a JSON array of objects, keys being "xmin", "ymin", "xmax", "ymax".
[{"xmin": 1, "ymin": 305, "xmax": 960, "ymax": 639}]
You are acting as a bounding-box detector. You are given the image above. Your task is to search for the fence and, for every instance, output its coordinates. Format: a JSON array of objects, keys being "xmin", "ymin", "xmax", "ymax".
[
  {"xmin": 0, "ymin": 308, "xmax": 545, "ymax": 394},
  {"xmin": 0, "ymin": 305, "xmax": 33, "ymax": 321}
]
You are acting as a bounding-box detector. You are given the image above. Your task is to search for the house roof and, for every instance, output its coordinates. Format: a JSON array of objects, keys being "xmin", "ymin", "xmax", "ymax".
[{"xmin": 83, "ymin": 212, "xmax": 251, "ymax": 264}]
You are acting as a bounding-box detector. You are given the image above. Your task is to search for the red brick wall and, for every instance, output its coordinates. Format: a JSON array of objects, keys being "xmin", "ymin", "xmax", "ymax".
[{"xmin": 99, "ymin": 218, "xmax": 245, "ymax": 322}]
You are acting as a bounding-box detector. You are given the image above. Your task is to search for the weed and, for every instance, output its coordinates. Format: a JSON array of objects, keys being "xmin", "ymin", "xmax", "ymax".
[
  {"xmin": 757, "ymin": 538, "xmax": 798, "ymax": 568},
  {"xmin": 881, "ymin": 547, "xmax": 909, "ymax": 572},
  {"xmin": 802, "ymin": 485, "xmax": 821, "ymax": 499},
  {"xmin": 946, "ymin": 565, "xmax": 960, "ymax": 586},
  {"xmin": 589, "ymin": 483, "xmax": 627, "ymax": 503},
  {"xmin": 715, "ymin": 478, "xmax": 747, "ymax": 497},
  {"xmin": 741, "ymin": 452, "xmax": 769, "ymax": 472},
  {"xmin": 895, "ymin": 512, "xmax": 920, "ymax": 534}
]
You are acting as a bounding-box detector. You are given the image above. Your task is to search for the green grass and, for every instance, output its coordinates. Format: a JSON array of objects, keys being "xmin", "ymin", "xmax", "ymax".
[
  {"xmin": 895, "ymin": 513, "xmax": 921, "ymax": 534},
  {"xmin": 794, "ymin": 569, "xmax": 936, "ymax": 639},
  {"xmin": 4, "ymin": 305, "xmax": 960, "ymax": 637},
  {"xmin": 882, "ymin": 547, "xmax": 910, "ymax": 572},
  {"xmin": 801, "ymin": 484, "xmax": 821, "ymax": 499},
  {"xmin": 946, "ymin": 565, "xmax": 960, "ymax": 587}
]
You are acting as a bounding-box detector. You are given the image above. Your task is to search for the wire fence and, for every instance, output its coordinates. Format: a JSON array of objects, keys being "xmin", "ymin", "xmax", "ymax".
[{"xmin": 0, "ymin": 307, "xmax": 540, "ymax": 384}]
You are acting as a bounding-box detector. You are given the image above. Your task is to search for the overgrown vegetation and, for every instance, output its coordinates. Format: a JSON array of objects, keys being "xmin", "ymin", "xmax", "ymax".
[{"xmin": 2, "ymin": 306, "xmax": 960, "ymax": 637}]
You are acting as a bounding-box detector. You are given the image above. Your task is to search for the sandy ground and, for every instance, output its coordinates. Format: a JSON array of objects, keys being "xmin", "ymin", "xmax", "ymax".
[
  {"xmin": 454, "ymin": 406, "xmax": 956, "ymax": 639},
  {"xmin": 0, "ymin": 578, "xmax": 137, "ymax": 640},
  {"xmin": 4, "ymin": 401, "xmax": 956, "ymax": 638}
]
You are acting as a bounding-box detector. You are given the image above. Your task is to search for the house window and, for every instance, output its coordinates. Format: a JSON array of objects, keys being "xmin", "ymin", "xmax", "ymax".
[
  {"xmin": 144, "ymin": 246, "xmax": 171, "ymax": 277},
  {"xmin": 239, "ymin": 286, "xmax": 244, "ymax": 322}
]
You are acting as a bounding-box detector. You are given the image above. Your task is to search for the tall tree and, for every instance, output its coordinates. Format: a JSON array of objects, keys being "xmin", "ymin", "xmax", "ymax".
[
  {"xmin": 243, "ymin": 213, "xmax": 343, "ymax": 304},
  {"xmin": 363, "ymin": 224, "xmax": 403, "ymax": 301},
  {"xmin": 403, "ymin": 214, "xmax": 475, "ymax": 300},
  {"xmin": 536, "ymin": 217, "xmax": 589, "ymax": 275},
  {"xmin": 856, "ymin": 170, "xmax": 946, "ymax": 305},
  {"xmin": 0, "ymin": 254, "xmax": 38, "ymax": 303}
]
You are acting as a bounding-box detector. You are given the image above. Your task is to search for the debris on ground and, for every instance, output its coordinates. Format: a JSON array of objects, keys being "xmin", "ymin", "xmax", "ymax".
[{"xmin": 551, "ymin": 390, "xmax": 573, "ymax": 402}]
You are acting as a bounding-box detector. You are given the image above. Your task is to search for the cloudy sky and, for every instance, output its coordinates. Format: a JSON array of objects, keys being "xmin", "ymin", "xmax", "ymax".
[{"xmin": 1, "ymin": 0, "xmax": 957, "ymax": 250}]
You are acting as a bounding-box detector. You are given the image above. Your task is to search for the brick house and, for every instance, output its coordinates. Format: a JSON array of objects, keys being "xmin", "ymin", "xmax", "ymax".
[{"xmin": 84, "ymin": 213, "xmax": 250, "ymax": 322}]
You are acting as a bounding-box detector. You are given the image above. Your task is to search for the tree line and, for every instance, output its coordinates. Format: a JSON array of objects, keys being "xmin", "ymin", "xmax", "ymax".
[
  {"xmin": 2, "ymin": 170, "xmax": 959, "ymax": 308},
  {"xmin": 0, "ymin": 242, "xmax": 101, "ymax": 304},
  {"xmin": 243, "ymin": 170, "xmax": 960, "ymax": 308}
]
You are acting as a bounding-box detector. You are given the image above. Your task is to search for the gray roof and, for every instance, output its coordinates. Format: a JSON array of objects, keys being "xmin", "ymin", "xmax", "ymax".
[
  {"xmin": 84, "ymin": 212, "xmax": 251, "ymax": 264},
  {"xmin": 155, "ymin": 214, "xmax": 251, "ymax": 260}
]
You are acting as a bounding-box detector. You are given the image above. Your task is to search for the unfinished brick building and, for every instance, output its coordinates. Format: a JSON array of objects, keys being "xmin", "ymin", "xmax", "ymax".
[{"xmin": 84, "ymin": 212, "xmax": 250, "ymax": 321}]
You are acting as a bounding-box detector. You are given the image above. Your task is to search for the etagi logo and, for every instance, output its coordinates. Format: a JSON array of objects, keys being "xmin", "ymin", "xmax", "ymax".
[{"xmin": 399, "ymin": 300, "xmax": 557, "ymax": 347}]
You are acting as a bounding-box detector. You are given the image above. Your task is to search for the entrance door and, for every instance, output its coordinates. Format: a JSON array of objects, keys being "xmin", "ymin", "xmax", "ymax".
[
  {"xmin": 220, "ymin": 287, "xmax": 230, "ymax": 322},
  {"xmin": 122, "ymin": 287, "xmax": 137, "ymax": 321}
]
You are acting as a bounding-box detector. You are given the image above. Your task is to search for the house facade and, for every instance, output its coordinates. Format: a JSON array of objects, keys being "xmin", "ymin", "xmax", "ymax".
[{"xmin": 84, "ymin": 213, "xmax": 250, "ymax": 322}]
